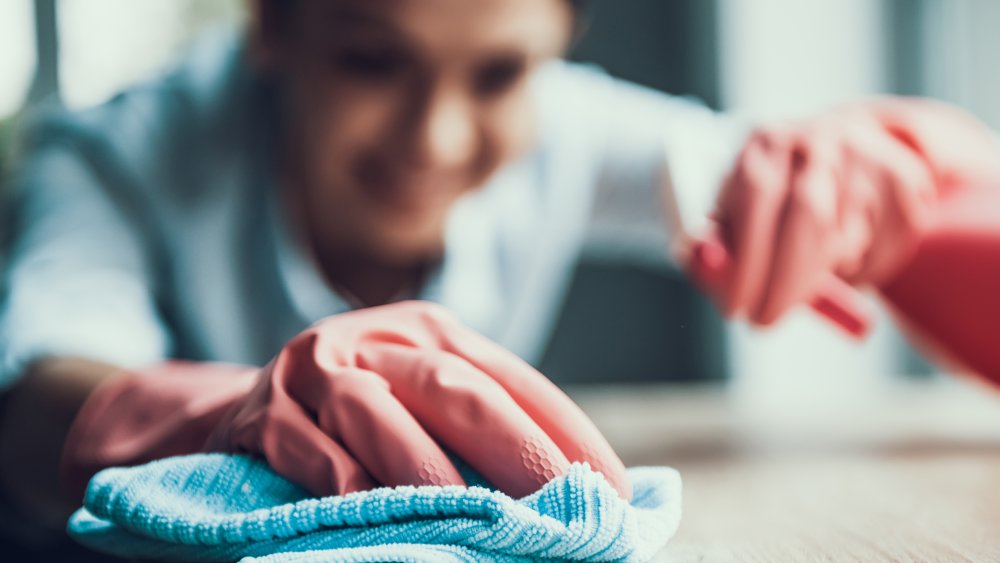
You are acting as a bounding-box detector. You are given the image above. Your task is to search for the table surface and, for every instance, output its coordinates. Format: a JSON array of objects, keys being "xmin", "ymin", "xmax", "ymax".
[{"xmin": 568, "ymin": 377, "xmax": 1000, "ymax": 563}]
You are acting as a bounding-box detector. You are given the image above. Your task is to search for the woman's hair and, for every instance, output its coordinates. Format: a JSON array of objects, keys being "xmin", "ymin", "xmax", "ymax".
[{"xmin": 263, "ymin": 0, "xmax": 591, "ymax": 38}]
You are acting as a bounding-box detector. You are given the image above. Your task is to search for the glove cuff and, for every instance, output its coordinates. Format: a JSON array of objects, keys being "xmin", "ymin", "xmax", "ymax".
[{"xmin": 59, "ymin": 361, "xmax": 257, "ymax": 500}]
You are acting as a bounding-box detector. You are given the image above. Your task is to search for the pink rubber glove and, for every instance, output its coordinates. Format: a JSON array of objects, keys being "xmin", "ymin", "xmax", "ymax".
[
  {"xmin": 705, "ymin": 97, "xmax": 1000, "ymax": 326},
  {"xmin": 61, "ymin": 362, "xmax": 257, "ymax": 498},
  {"xmin": 61, "ymin": 301, "xmax": 631, "ymax": 500}
]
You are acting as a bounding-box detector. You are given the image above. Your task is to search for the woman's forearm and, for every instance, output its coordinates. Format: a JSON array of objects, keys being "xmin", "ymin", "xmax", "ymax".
[{"xmin": 0, "ymin": 357, "xmax": 121, "ymax": 529}]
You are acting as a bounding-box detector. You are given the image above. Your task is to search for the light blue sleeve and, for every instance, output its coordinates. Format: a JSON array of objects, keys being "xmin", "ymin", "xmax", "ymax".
[
  {"xmin": 535, "ymin": 61, "xmax": 750, "ymax": 259},
  {"xmin": 0, "ymin": 115, "xmax": 172, "ymax": 389},
  {"xmin": 454, "ymin": 62, "xmax": 748, "ymax": 362}
]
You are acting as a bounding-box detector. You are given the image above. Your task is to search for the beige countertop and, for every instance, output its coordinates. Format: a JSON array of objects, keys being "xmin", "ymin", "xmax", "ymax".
[{"xmin": 568, "ymin": 377, "xmax": 1000, "ymax": 562}]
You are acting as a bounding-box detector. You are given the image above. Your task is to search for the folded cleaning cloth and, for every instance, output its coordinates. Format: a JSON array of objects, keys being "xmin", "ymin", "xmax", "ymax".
[{"xmin": 67, "ymin": 454, "xmax": 682, "ymax": 562}]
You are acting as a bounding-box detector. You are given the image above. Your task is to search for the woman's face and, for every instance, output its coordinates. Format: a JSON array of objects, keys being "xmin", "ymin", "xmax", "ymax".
[{"xmin": 256, "ymin": 0, "xmax": 574, "ymax": 265}]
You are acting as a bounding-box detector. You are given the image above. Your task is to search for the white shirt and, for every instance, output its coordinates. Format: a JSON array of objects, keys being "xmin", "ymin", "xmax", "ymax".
[{"xmin": 0, "ymin": 32, "xmax": 744, "ymax": 388}]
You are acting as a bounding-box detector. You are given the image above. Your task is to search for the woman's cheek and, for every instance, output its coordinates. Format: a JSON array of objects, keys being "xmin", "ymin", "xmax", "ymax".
[
  {"xmin": 310, "ymin": 90, "xmax": 397, "ymax": 182},
  {"xmin": 485, "ymin": 94, "xmax": 538, "ymax": 174}
]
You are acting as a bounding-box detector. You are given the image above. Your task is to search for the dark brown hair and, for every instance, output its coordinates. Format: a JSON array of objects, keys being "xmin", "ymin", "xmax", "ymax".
[{"xmin": 260, "ymin": 0, "xmax": 590, "ymax": 39}]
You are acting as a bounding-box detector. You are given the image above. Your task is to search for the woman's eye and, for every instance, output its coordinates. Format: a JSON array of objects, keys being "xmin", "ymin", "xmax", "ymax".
[
  {"xmin": 332, "ymin": 49, "xmax": 406, "ymax": 79},
  {"xmin": 474, "ymin": 59, "xmax": 526, "ymax": 97}
]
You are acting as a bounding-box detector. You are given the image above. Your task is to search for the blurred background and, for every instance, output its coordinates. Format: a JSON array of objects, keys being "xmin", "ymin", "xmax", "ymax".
[{"xmin": 1, "ymin": 0, "xmax": 998, "ymax": 405}]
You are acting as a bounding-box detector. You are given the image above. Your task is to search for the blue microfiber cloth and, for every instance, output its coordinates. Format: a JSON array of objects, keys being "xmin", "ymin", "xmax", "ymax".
[{"xmin": 67, "ymin": 453, "xmax": 682, "ymax": 562}]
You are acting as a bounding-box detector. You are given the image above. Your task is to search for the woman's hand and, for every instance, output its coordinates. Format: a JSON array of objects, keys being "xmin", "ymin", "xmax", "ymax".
[
  {"xmin": 205, "ymin": 300, "xmax": 630, "ymax": 499},
  {"xmin": 702, "ymin": 97, "xmax": 1000, "ymax": 326},
  {"xmin": 62, "ymin": 301, "xmax": 631, "ymax": 501}
]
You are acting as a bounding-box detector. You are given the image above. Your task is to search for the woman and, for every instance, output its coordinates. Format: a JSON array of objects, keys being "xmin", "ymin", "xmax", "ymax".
[{"xmin": 0, "ymin": 0, "xmax": 998, "ymax": 534}]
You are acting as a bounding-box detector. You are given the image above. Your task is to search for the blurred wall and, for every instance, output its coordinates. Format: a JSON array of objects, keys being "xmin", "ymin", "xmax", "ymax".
[
  {"xmin": 540, "ymin": 0, "xmax": 729, "ymax": 385},
  {"xmin": 568, "ymin": 0, "xmax": 720, "ymax": 108},
  {"xmin": 715, "ymin": 0, "xmax": 909, "ymax": 417},
  {"xmin": 900, "ymin": 0, "xmax": 1000, "ymax": 129}
]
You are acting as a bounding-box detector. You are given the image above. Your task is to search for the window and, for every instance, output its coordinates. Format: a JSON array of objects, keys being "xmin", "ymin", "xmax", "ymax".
[
  {"xmin": 0, "ymin": 0, "xmax": 35, "ymax": 119},
  {"xmin": 58, "ymin": 0, "xmax": 244, "ymax": 109}
]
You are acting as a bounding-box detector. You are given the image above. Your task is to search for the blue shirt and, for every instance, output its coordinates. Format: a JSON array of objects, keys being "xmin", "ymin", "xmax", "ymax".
[{"xmin": 0, "ymin": 32, "xmax": 744, "ymax": 387}]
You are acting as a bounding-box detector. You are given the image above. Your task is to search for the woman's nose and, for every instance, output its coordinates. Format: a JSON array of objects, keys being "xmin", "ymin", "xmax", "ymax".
[{"xmin": 402, "ymin": 86, "xmax": 478, "ymax": 171}]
